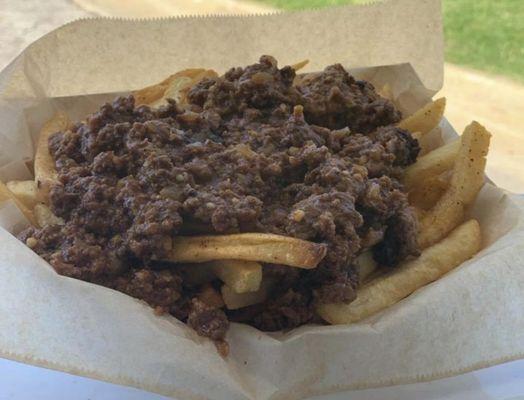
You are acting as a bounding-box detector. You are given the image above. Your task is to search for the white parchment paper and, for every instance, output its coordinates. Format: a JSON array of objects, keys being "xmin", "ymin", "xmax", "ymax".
[{"xmin": 0, "ymin": 1, "xmax": 523, "ymax": 399}]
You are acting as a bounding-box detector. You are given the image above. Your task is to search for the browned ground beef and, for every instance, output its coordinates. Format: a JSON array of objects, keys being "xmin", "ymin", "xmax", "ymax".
[{"xmin": 19, "ymin": 56, "xmax": 420, "ymax": 346}]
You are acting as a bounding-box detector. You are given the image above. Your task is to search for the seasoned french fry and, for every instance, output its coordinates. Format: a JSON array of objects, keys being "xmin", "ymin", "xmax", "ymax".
[
  {"xmin": 355, "ymin": 251, "xmax": 377, "ymax": 282},
  {"xmin": 317, "ymin": 219, "xmax": 481, "ymax": 324},
  {"xmin": 408, "ymin": 170, "xmax": 451, "ymax": 210},
  {"xmin": 402, "ymin": 139, "xmax": 460, "ymax": 190},
  {"xmin": 34, "ymin": 203, "xmax": 64, "ymax": 227},
  {"xmin": 398, "ymin": 97, "xmax": 446, "ymax": 135},
  {"xmin": 166, "ymin": 233, "xmax": 327, "ymax": 269},
  {"xmin": 6, "ymin": 180, "xmax": 40, "ymax": 209},
  {"xmin": 221, "ymin": 281, "xmax": 269, "ymax": 310},
  {"xmin": 0, "ymin": 180, "xmax": 36, "ymax": 224},
  {"xmin": 34, "ymin": 112, "xmax": 70, "ymax": 203},
  {"xmin": 207, "ymin": 259, "xmax": 262, "ymax": 293},
  {"xmin": 418, "ymin": 122, "xmax": 490, "ymax": 248}
]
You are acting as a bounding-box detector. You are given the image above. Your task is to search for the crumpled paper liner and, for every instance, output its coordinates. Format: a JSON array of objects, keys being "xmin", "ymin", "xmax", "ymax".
[{"xmin": 0, "ymin": 1, "xmax": 523, "ymax": 399}]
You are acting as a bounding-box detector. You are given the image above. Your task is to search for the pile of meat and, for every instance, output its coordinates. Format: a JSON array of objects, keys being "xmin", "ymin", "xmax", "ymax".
[{"xmin": 20, "ymin": 56, "xmax": 420, "ymax": 350}]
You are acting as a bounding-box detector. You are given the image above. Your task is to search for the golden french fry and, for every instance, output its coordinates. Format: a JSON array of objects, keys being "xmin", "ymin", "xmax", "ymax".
[
  {"xmin": 290, "ymin": 59, "xmax": 309, "ymax": 71},
  {"xmin": 206, "ymin": 259, "xmax": 262, "ymax": 293},
  {"xmin": 355, "ymin": 251, "xmax": 377, "ymax": 282},
  {"xmin": 166, "ymin": 233, "xmax": 327, "ymax": 269},
  {"xmin": 402, "ymin": 139, "xmax": 460, "ymax": 190},
  {"xmin": 6, "ymin": 180, "xmax": 40, "ymax": 209},
  {"xmin": 221, "ymin": 281, "xmax": 269, "ymax": 310},
  {"xmin": 0, "ymin": 180, "xmax": 36, "ymax": 224},
  {"xmin": 418, "ymin": 122, "xmax": 490, "ymax": 249},
  {"xmin": 417, "ymin": 127, "xmax": 446, "ymax": 156},
  {"xmin": 154, "ymin": 69, "xmax": 218, "ymax": 107},
  {"xmin": 134, "ymin": 69, "xmax": 218, "ymax": 107},
  {"xmin": 412, "ymin": 131, "xmax": 426, "ymax": 159},
  {"xmin": 317, "ymin": 219, "xmax": 481, "ymax": 324},
  {"xmin": 34, "ymin": 203, "xmax": 64, "ymax": 228},
  {"xmin": 398, "ymin": 97, "xmax": 446, "ymax": 135},
  {"xmin": 34, "ymin": 112, "xmax": 70, "ymax": 203},
  {"xmin": 412, "ymin": 126, "xmax": 446, "ymax": 157},
  {"xmin": 408, "ymin": 170, "xmax": 452, "ymax": 210},
  {"xmin": 133, "ymin": 69, "xmax": 205, "ymax": 105}
]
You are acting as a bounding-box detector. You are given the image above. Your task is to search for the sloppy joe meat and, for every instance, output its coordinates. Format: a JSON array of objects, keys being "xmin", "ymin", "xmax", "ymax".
[{"xmin": 19, "ymin": 56, "xmax": 420, "ymax": 345}]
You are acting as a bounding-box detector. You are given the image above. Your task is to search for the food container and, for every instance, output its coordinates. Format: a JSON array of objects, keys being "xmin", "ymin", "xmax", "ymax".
[{"xmin": 0, "ymin": 0, "xmax": 523, "ymax": 398}]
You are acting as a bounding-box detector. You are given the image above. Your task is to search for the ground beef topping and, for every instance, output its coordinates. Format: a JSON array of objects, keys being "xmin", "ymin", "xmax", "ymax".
[{"xmin": 20, "ymin": 56, "xmax": 420, "ymax": 348}]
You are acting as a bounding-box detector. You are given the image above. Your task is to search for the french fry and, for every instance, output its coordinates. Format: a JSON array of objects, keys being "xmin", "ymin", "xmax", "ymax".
[
  {"xmin": 154, "ymin": 69, "xmax": 218, "ymax": 107},
  {"xmin": 207, "ymin": 259, "xmax": 262, "ymax": 293},
  {"xmin": 355, "ymin": 251, "xmax": 377, "ymax": 282},
  {"xmin": 402, "ymin": 139, "xmax": 460, "ymax": 190},
  {"xmin": 290, "ymin": 59, "xmax": 309, "ymax": 71},
  {"xmin": 166, "ymin": 233, "xmax": 327, "ymax": 269},
  {"xmin": 418, "ymin": 122, "xmax": 490, "ymax": 249},
  {"xmin": 398, "ymin": 97, "xmax": 446, "ymax": 135},
  {"xmin": 34, "ymin": 203, "xmax": 64, "ymax": 227},
  {"xmin": 412, "ymin": 127, "xmax": 445, "ymax": 157},
  {"xmin": 416, "ymin": 126, "xmax": 446, "ymax": 156},
  {"xmin": 408, "ymin": 170, "xmax": 451, "ymax": 210},
  {"xmin": 0, "ymin": 180, "xmax": 36, "ymax": 224},
  {"xmin": 317, "ymin": 219, "xmax": 481, "ymax": 324},
  {"xmin": 133, "ymin": 68, "xmax": 204, "ymax": 105},
  {"xmin": 34, "ymin": 112, "xmax": 70, "ymax": 203},
  {"xmin": 221, "ymin": 281, "xmax": 269, "ymax": 310},
  {"xmin": 134, "ymin": 69, "xmax": 218, "ymax": 107},
  {"xmin": 6, "ymin": 180, "xmax": 40, "ymax": 209},
  {"xmin": 411, "ymin": 132, "xmax": 429, "ymax": 158}
]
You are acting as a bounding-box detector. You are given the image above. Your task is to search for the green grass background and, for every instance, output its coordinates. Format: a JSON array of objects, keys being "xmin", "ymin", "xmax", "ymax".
[{"xmin": 256, "ymin": 0, "xmax": 524, "ymax": 82}]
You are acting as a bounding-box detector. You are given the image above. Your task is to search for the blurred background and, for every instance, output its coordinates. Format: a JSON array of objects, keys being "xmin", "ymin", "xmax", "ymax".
[{"xmin": 0, "ymin": 0, "xmax": 522, "ymax": 192}]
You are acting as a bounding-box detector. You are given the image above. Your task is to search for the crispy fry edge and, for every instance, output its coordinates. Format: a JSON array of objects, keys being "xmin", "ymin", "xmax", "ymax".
[
  {"xmin": 167, "ymin": 233, "xmax": 327, "ymax": 269},
  {"xmin": 317, "ymin": 219, "xmax": 481, "ymax": 324},
  {"xmin": 398, "ymin": 97, "xmax": 446, "ymax": 135},
  {"xmin": 418, "ymin": 121, "xmax": 490, "ymax": 248}
]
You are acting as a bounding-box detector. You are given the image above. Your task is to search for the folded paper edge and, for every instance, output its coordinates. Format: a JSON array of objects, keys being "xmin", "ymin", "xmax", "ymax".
[
  {"xmin": 56, "ymin": 0, "xmax": 402, "ymax": 23},
  {"xmin": 0, "ymin": 0, "xmax": 443, "ymax": 100}
]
